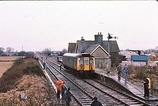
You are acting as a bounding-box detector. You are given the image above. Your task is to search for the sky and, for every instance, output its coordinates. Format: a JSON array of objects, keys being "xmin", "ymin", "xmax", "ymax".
[{"xmin": 0, "ymin": 1, "xmax": 158, "ymax": 52}]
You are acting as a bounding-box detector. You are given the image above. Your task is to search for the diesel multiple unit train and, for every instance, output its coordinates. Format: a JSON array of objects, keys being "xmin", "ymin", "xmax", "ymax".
[{"xmin": 62, "ymin": 53, "xmax": 96, "ymax": 76}]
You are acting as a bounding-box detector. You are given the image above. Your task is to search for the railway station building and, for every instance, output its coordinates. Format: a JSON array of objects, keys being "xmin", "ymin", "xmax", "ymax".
[{"xmin": 67, "ymin": 32, "xmax": 120, "ymax": 69}]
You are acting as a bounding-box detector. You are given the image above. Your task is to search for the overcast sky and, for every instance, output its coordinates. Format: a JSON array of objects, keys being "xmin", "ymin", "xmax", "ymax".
[{"xmin": 0, "ymin": 1, "xmax": 157, "ymax": 52}]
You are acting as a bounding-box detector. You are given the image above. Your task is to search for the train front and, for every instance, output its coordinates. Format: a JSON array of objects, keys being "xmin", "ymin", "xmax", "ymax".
[{"xmin": 77, "ymin": 53, "xmax": 96, "ymax": 77}]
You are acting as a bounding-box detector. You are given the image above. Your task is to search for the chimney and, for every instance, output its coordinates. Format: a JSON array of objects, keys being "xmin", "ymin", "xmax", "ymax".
[
  {"xmin": 94, "ymin": 32, "xmax": 103, "ymax": 46},
  {"xmin": 81, "ymin": 36, "xmax": 85, "ymax": 41}
]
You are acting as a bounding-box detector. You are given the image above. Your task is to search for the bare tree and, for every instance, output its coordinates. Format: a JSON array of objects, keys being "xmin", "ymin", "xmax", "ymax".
[
  {"xmin": 42, "ymin": 48, "xmax": 51, "ymax": 56},
  {"xmin": 0, "ymin": 47, "xmax": 4, "ymax": 55},
  {"xmin": 6, "ymin": 47, "xmax": 14, "ymax": 53},
  {"xmin": 62, "ymin": 48, "xmax": 67, "ymax": 54}
]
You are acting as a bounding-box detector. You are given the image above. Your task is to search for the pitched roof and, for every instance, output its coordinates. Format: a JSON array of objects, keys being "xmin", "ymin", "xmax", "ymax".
[
  {"xmin": 84, "ymin": 44, "xmax": 99, "ymax": 54},
  {"xmin": 84, "ymin": 44, "xmax": 109, "ymax": 56},
  {"xmin": 68, "ymin": 36, "xmax": 120, "ymax": 53},
  {"xmin": 76, "ymin": 40, "xmax": 119, "ymax": 53},
  {"xmin": 102, "ymin": 40, "xmax": 120, "ymax": 52},
  {"xmin": 68, "ymin": 43, "xmax": 76, "ymax": 53}
]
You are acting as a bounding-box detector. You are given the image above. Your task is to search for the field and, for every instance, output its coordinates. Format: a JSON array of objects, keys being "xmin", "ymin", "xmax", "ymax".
[{"xmin": 0, "ymin": 56, "xmax": 20, "ymax": 77}]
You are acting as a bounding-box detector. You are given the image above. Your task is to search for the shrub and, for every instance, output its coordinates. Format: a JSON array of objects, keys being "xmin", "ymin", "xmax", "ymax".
[{"xmin": 23, "ymin": 65, "xmax": 45, "ymax": 77}]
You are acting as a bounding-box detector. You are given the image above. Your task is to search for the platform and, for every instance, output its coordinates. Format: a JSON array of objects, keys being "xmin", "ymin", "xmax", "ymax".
[{"xmin": 95, "ymin": 68, "xmax": 158, "ymax": 101}]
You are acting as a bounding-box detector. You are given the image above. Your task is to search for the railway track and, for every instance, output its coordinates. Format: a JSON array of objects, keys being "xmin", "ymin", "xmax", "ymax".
[
  {"xmin": 42, "ymin": 59, "xmax": 94, "ymax": 106},
  {"xmin": 84, "ymin": 79, "xmax": 149, "ymax": 106},
  {"xmin": 37, "ymin": 54, "xmax": 151, "ymax": 106},
  {"xmin": 47, "ymin": 58, "xmax": 149, "ymax": 106}
]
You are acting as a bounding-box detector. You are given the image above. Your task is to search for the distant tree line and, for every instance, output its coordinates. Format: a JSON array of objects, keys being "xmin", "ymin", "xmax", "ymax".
[
  {"xmin": 143, "ymin": 49, "xmax": 158, "ymax": 54},
  {"xmin": 121, "ymin": 48, "xmax": 158, "ymax": 55},
  {"xmin": 42, "ymin": 48, "xmax": 67, "ymax": 56},
  {"xmin": 0, "ymin": 47, "xmax": 16, "ymax": 56},
  {"xmin": 0, "ymin": 47, "xmax": 33, "ymax": 56}
]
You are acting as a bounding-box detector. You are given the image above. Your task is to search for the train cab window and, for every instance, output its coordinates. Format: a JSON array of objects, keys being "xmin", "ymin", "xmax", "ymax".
[
  {"xmin": 79, "ymin": 60, "xmax": 83, "ymax": 65},
  {"xmin": 90, "ymin": 59, "xmax": 93, "ymax": 64},
  {"xmin": 84, "ymin": 59, "xmax": 89, "ymax": 65}
]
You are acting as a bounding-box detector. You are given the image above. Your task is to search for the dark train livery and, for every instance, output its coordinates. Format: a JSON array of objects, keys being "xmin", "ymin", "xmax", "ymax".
[{"xmin": 62, "ymin": 53, "xmax": 96, "ymax": 76}]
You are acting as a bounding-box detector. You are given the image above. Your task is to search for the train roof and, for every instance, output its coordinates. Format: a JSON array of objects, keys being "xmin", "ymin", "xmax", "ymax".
[
  {"xmin": 63, "ymin": 53, "xmax": 92, "ymax": 57},
  {"xmin": 63, "ymin": 53, "xmax": 80, "ymax": 57}
]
